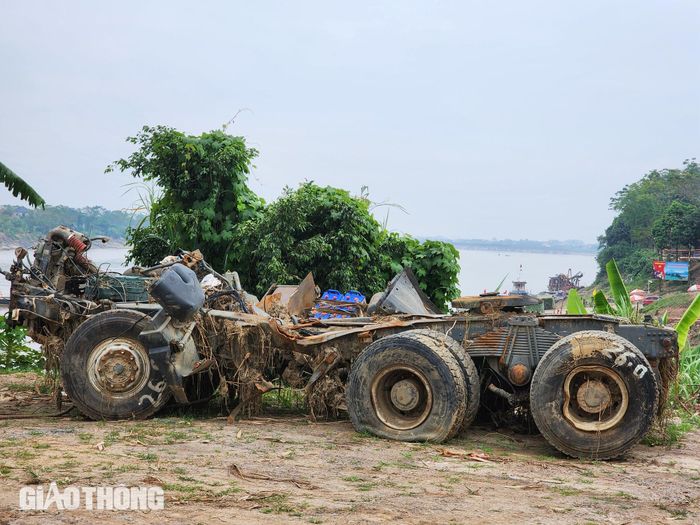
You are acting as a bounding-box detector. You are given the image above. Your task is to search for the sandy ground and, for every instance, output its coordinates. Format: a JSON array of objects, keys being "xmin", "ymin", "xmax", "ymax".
[{"xmin": 1, "ymin": 373, "xmax": 699, "ymax": 525}]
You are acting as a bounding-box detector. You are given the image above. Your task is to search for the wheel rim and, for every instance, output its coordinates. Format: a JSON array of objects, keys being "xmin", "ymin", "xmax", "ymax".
[
  {"xmin": 87, "ymin": 337, "xmax": 150, "ymax": 399},
  {"xmin": 562, "ymin": 365, "xmax": 629, "ymax": 432},
  {"xmin": 370, "ymin": 365, "xmax": 433, "ymax": 430}
]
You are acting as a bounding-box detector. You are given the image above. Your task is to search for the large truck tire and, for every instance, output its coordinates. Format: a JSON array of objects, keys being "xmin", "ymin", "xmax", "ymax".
[
  {"xmin": 409, "ymin": 329, "xmax": 481, "ymax": 432},
  {"xmin": 530, "ymin": 330, "xmax": 658, "ymax": 460},
  {"xmin": 346, "ymin": 330, "xmax": 467, "ymax": 442},
  {"xmin": 61, "ymin": 310, "xmax": 172, "ymax": 420}
]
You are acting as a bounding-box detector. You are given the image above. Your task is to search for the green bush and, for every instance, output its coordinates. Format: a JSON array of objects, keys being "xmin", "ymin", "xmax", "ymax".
[
  {"xmin": 378, "ymin": 232, "xmax": 460, "ymax": 311},
  {"xmin": 0, "ymin": 317, "xmax": 43, "ymax": 372},
  {"xmin": 232, "ymin": 183, "xmax": 387, "ymax": 297},
  {"xmin": 231, "ymin": 183, "xmax": 461, "ymax": 310}
]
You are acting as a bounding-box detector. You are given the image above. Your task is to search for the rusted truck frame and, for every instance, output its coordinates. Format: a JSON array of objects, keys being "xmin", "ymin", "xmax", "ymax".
[{"xmin": 2, "ymin": 227, "xmax": 678, "ymax": 460}]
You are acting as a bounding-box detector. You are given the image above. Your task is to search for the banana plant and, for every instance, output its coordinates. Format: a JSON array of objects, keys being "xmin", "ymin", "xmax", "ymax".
[
  {"xmin": 566, "ymin": 288, "xmax": 587, "ymax": 314},
  {"xmin": 676, "ymin": 294, "xmax": 700, "ymax": 350},
  {"xmin": 0, "ymin": 161, "xmax": 45, "ymax": 208},
  {"xmin": 591, "ymin": 289, "xmax": 613, "ymax": 315},
  {"xmin": 589, "ymin": 259, "xmax": 640, "ymax": 322}
]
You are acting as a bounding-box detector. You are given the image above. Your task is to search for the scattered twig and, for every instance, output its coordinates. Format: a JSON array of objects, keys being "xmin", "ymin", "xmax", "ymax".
[
  {"xmin": 228, "ymin": 463, "xmax": 316, "ymax": 490},
  {"xmin": 436, "ymin": 447, "xmax": 495, "ymax": 463}
]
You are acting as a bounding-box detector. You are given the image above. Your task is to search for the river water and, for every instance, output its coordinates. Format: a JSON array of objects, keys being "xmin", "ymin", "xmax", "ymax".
[
  {"xmin": 0, "ymin": 247, "xmax": 597, "ymax": 299},
  {"xmin": 456, "ymin": 249, "xmax": 598, "ymax": 296}
]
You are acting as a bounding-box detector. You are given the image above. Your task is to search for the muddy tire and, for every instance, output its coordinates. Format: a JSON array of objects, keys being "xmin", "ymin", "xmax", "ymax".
[
  {"xmin": 530, "ymin": 330, "xmax": 658, "ymax": 460},
  {"xmin": 409, "ymin": 329, "xmax": 481, "ymax": 431},
  {"xmin": 346, "ymin": 330, "xmax": 467, "ymax": 442},
  {"xmin": 61, "ymin": 310, "xmax": 171, "ymax": 420}
]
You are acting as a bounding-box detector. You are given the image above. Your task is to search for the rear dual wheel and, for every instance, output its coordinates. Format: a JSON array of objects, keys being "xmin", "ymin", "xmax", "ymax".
[
  {"xmin": 410, "ymin": 329, "xmax": 481, "ymax": 431},
  {"xmin": 346, "ymin": 330, "xmax": 479, "ymax": 442},
  {"xmin": 530, "ymin": 331, "xmax": 658, "ymax": 460}
]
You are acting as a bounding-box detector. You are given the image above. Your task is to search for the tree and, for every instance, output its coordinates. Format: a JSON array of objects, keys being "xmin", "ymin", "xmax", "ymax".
[
  {"xmin": 652, "ymin": 201, "xmax": 700, "ymax": 250},
  {"xmin": 597, "ymin": 160, "xmax": 700, "ymax": 280},
  {"xmin": 231, "ymin": 183, "xmax": 388, "ymax": 296},
  {"xmin": 0, "ymin": 161, "xmax": 45, "ymax": 209},
  {"xmin": 108, "ymin": 126, "xmax": 264, "ymax": 268}
]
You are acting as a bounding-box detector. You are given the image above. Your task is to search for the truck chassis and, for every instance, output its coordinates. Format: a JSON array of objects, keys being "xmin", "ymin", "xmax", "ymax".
[{"xmin": 3, "ymin": 227, "xmax": 678, "ymax": 460}]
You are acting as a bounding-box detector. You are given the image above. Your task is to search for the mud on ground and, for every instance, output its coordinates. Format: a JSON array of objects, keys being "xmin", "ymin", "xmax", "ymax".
[{"xmin": 1, "ymin": 373, "xmax": 699, "ymax": 525}]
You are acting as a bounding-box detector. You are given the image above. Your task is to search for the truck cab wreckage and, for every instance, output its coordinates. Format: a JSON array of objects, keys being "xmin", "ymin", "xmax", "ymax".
[{"xmin": 3, "ymin": 226, "xmax": 679, "ymax": 459}]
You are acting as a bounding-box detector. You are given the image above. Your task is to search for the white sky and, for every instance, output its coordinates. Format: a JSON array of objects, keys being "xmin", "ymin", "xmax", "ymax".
[{"xmin": 1, "ymin": 1, "xmax": 698, "ymax": 242}]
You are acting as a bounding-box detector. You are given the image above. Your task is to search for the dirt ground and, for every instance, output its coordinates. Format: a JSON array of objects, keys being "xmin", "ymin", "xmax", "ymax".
[{"xmin": 1, "ymin": 373, "xmax": 699, "ymax": 525}]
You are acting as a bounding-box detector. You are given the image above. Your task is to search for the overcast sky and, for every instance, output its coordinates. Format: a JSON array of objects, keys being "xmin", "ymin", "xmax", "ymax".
[{"xmin": 1, "ymin": 1, "xmax": 698, "ymax": 242}]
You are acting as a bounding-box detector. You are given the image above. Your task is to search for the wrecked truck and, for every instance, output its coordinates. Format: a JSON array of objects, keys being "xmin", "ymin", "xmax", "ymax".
[{"xmin": 2, "ymin": 226, "xmax": 679, "ymax": 460}]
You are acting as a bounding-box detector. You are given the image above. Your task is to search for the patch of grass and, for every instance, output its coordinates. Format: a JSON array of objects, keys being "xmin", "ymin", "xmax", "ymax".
[
  {"xmin": 342, "ymin": 475, "xmax": 363, "ymax": 482},
  {"xmin": 214, "ymin": 484, "xmax": 241, "ymax": 497},
  {"xmin": 114, "ymin": 464, "xmax": 139, "ymax": 473},
  {"xmin": 615, "ymin": 491, "xmax": 638, "ymax": 500},
  {"xmin": 162, "ymin": 482, "xmax": 201, "ymax": 493},
  {"xmin": 551, "ymin": 485, "xmax": 581, "ymax": 496},
  {"xmin": 14, "ymin": 450, "xmax": 37, "ymax": 460},
  {"xmin": 104, "ymin": 430, "xmax": 121, "ymax": 446},
  {"xmin": 445, "ymin": 475, "xmax": 462, "ymax": 485},
  {"xmin": 356, "ymin": 482, "xmax": 377, "ymax": 492},
  {"xmin": 642, "ymin": 292, "xmax": 693, "ymax": 315},
  {"xmin": 77, "ymin": 432, "xmax": 93, "ymax": 443},
  {"xmin": 31, "ymin": 443, "xmax": 49, "ymax": 449},
  {"xmin": 163, "ymin": 430, "xmax": 191, "ymax": 444},
  {"xmin": 644, "ymin": 345, "xmax": 700, "ymax": 446},
  {"xmin": 353, "ymin": 430, "xmax": 379, "ymax": 441},
  {"xmin": 25, "ymin": 468, "xmax": 40, "ymax": 483},
  {"xmin": 6, "ymin": 381, "xmax": 34, "ymax": 392},
  {"xmin": 56, "ymin": 460, "xmax": 79, "ymax": 469},
  {"xmin": 262, "ymin": 386, "xmax": 306, "ymax": 413},
  {"xmin": 177, "ymin": 475, "xmax": 197, "ymax": 482},
  {"xmin": 656, "ymin": 503, "xmax": 689, "ymax": 518},
  {"xmin": 136, "ymin": 452, "xmax": 158, "ymax": 462},
  {"xmin": 675, "ymin": 345, "xmax": 700, "ymax": 401},
  {"xmin": 259, "ymin": 494, "xmax": 307, "ymax": 516},
  {"xmin": 644, "ymin": 414, "xmax": 700, "ymax": 446}
]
